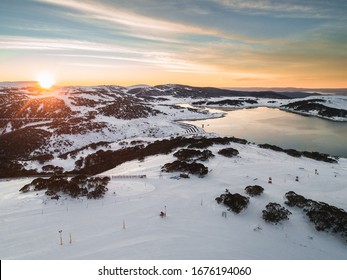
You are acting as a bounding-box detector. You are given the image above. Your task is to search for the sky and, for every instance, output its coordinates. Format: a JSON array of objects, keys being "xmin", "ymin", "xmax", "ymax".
[{"xmin": 0, "ymin": 0, "xmax": 347, "ymax": 87}]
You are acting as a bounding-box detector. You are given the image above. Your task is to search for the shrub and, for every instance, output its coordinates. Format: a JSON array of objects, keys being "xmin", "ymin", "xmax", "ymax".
[
  {"xmin": 19, "ymin": 175, "xmax": 110, "ymax": 199},
  {"xmin": 19, "ymin": 184, "xmax": 31, "ymax": 193},
  {"xmin": 258, "ymin": 143, "xmax": 337, "ymax": 163},
  {"xmin": 306, "ymin": 203, "xmax": 347, "ymax": 235},
  {"xmin": 74, "ymin": 136, "xmax": 247, "ymax": 175},
  {"xmin": 285, "ymin": 191, "xmax": 347, "ymax": 241},
  {"xmin": 42, "ymin": 165, "xmax": 64, "ymax": 173},
  {"xmin": 262, "ymin": 202, "xmax": 292, "ymax": 224},
  {"xmin": 245, "ymin": 185, "xmax": 264, "ymax": 197},
  {"xmin": 173, "ymin": 149, "xmax": 214, "ymax": 162},
  {"xmin": 284, "ymin": 191, "xmax": 310, "ymax": 208},
  {"xmin": 0, "ymin": 159, "xmax": 39, "ymax": 178},
  {"xmin": 216, "ymin": 190, "xmax": 249, "ymax": 213},
  {"xmin": 162, "ymin": 160, "xmax": 208, "ymax": 176},
  {"xmin": 218, "ymin": 148, "xmax": 239, "ymax": 158}
]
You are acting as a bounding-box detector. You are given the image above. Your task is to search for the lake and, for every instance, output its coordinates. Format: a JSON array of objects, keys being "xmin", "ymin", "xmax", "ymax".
[{"xmin": 183, "ymin": 106, "xmax": 347, "ymax": 158}]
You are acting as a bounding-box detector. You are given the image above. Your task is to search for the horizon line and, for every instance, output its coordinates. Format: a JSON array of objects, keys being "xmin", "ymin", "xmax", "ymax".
[{"xmin": 1, "ymin": 80, "xmax": 347, "ymax": 90}]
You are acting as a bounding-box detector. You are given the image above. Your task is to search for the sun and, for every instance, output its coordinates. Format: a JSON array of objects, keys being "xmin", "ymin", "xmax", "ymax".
[{"xmin": 36, "ymin": 73, "xmax": 56, "ymax": 89}]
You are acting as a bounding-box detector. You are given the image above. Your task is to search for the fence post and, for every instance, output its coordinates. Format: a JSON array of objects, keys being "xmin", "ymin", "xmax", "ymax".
[{"xmin": 59, "ymin": 230, "xmax": 63, "ymax": 245}]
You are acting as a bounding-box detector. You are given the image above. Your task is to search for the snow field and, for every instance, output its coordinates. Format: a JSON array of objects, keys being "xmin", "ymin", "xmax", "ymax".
[{"xmin": 1, "ymin": 143, "xmax": 346, "ymax": 259}]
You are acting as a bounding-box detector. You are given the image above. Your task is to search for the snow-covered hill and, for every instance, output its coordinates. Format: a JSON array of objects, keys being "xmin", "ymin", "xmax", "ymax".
[
  {"xmin": 0, "ymin": 85, "xmax": 220, "ymax": 164},
  {"xmin": 1, "ymin": 84, "xmax": 346, "ymax": 168},
  {"xmin": 0, "ymin": 140, "xmax": 346, "ymax": 259}
]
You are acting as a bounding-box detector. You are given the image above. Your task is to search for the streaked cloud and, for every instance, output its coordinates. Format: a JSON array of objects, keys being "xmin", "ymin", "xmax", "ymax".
[
  {"xmin": 0, "ymin": 0, "xmax": 346, "ymax": 87},
  {"xmin": 214, "ymin": 0, "xmax": 347, "ymax": 19},
  {"xmin": 34, "ymin": 0, "xmax": 268, "ymax": 44},
  {"xmin": 35, "ymin": 0, "xmax": 215, "ymax": 37},
  {"xmin": 0, "ymin": 36, "xmax": 113, "ymax": 51}
]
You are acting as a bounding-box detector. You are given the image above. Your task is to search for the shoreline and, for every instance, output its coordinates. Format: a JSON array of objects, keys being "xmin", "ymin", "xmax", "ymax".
[
  {"xmin": 175, "ymin": 104, "xmax": 347, "ymax": 159},
  {"xmin": 188, "ymin": 103, "xmax": 347, "ymax": 122}
]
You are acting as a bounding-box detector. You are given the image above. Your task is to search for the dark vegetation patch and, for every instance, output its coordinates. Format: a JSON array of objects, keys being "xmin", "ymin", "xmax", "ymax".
[
  {"xmin": 154, "ymin": 97, "xmax": 170, "ymax": 102},
  {"xmin": 282, "ymin": 100, "xmax": 347, "ymax": 119},
  {"xmin": 49, "ymin": 117, "xmax": 107, "ymax": 135},
  {"xmin": 0, "ymin": 95, "xmax": 72, "ymax": 119},
  {"xmin": 0, "ymin": 128, "xmax": 51, "ymax": 160},
  {"xmin": 262, "ymin": 202, "xmax": 292, "ymax": 224},
  {"xmin": 186, "ymin": 107, "xmax": 203, "ymax": 113},
  {"xmin": 98, "ymin": 96, "xmax": 160, "ymax": 119},
  {"xmin": 70, "ymin": 96, "xmax": 100, "ymax": 107},
  {"xmin": 30, "ymin": 153, "xmax": 54, "ymax": 164},
  {"xmin": 0, "ymin": 89, "xmax": 162, "ymax": 167},
  {"xmin": 173, "ymin": 149, "xmax": 214, "ymax": 162},
  {"xmin": 192, "ymin": 99, "xmax": 258, "ymax": 106},
  {"xmin": 132, "ymin": 84, "xmax": 293, "ymax": 99},
  {"xmin": 216, "ymin": 189, "xmax": 250, "ymax": 213},
  {"xmin": 58, "ymin": 141, "xmax": 112, "ymax": 159},
  {"xmin": 0, "ymin": 94, "xmax": 29, "ymax": 119},
  {"xmin": 258, "ymin": 143, "xmax": 338, "ymax": 163},
  {"xmin": 161, "ymin": 160, "xmax": 208, "ymax": 176},
  {"xmin": 285, "ymin": 191, "xmax": 347, "ymax": 242},
  {"xmin": 130, "ymin": 140, "xmax": 148, "ymax": 145},
  {"xmin": 0, "ymin": 119, "xmax": 52, "ymax": 130},
  {"xmin": 245, "ymin": 185, "xmax": 264, "ymax": 197},
  {"xmin": 218, "ymin": 147, "xmax": 239, "ymax": 158},
  {"xmin": 42, "ymin": 165, "xmax": 64, "ymax": 173},
  {"xmin": 19, "ymin": 175, "xmax": 110, "ymax": 199},
  {"xmin": 72, "ymin": 136, "xmax": 248, "ymax": 176},
  {"xmin": 0, "ymin": 159, "xmax": 38, "ymax": 178},
  {"xmin": 187, "ymin": 137, "xmax": 247, "ymax": 149}
]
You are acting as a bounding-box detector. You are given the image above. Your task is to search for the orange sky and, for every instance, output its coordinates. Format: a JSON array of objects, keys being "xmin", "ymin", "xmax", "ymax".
[{"xmin": 1, "ymin": 0, "xmax": 347, "ymax": 88}]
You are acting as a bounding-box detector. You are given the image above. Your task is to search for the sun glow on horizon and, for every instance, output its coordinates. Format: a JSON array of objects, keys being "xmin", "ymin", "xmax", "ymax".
[{"xmin": 36, "ymin": 72, "xmax": 56, "ymax": 89}]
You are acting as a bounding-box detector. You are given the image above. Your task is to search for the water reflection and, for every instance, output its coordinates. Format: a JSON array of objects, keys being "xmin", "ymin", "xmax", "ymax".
[{"xmin": 184, "ymin": 106, "xmax": 347, "ymax": 157}]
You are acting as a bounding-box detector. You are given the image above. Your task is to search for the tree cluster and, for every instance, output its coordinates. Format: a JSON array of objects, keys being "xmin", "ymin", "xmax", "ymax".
[
  {"xmin": 161, "ymin": 160, "xmax": 208, "ymax": 176},
  {"xmin": 173, "ymin": 148, "xmax": 214, "ymax": 162},
  {"xmin": 216, "ymin": 189, "xmax": 250, "ymax": 213},
  {"xmin": 244, "ymin": 185, "xmax": 264, "ymax": 197},
  {"xmin": 218, "ymin": 148, "xmax": 239, "ymax": 158},
  {"xmin": 258, "ymin": 143, "xmax": 337, "ymax": 163},
  {"xmin": 19, "ymin": 175, "xmax": 110, "ymax": 200},
  {"xmin": 285, "ymin": 191, "xmax": 347, "ymax": 242},
  {"xmin": 74, "ymin": 136, "xmax": 247, "ymax": 175},
  {"xmin": 262, "ymin": 202, "xmax": 292, "ymax": 224}
]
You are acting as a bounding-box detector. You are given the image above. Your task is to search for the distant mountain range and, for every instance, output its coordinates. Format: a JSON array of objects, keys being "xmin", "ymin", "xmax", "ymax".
[
  {"xmin": 223, "ymin": 87, "xmax": 347, "ymax": 96},
  {"xmin": 2, "ymin": 81, "xmax": 347, "ymax": 97}
]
